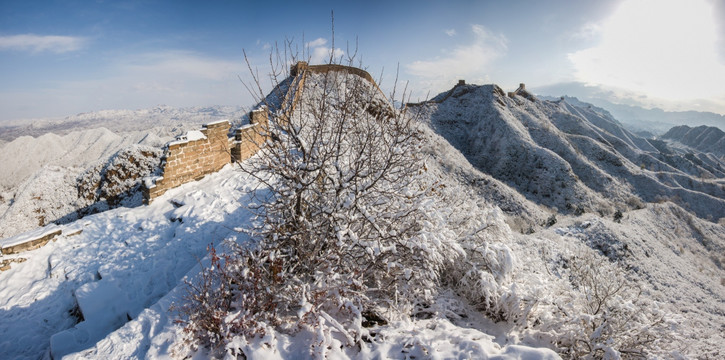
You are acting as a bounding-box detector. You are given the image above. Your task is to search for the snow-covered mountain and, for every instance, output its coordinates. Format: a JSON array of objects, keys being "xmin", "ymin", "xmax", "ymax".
[
  {"xmin": 0, "ymin": 105, "xmax": 252, "ymax": 240},
  {"xmin": 410, "ymin": 83, "xmax": 725, "ymax": 221},
  {"xmin": 1, "ymin": 69, "xmax": 724, "ymax": 359},
  {"xmin": 533, "ymin": 83, "xmax": 725, "ymax": 135},
  {"xmin": 0, "ymin": 105, "xmax": 246, "ymax": 144},
  {"xmin": 662, "ymin": 125, "xmax": 725, "ymax": 158}
]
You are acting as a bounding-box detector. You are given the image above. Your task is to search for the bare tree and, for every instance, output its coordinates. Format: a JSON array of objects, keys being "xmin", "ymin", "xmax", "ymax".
[
  {"xmin": 239, "ymin": 44, "xmax": 446, "ymax": 316},
  {"xmin": 176, "ymin": 39, "xmax": 464, "ymax": 356}
]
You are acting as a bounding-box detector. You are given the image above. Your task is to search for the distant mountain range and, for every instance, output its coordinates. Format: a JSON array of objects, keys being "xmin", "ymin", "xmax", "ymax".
[
  {"xmin": 662, "ymin": 125, "xmax": 725, "ymax": 158},
  {"xmin": 533, "ymin": 82, "xmax": 725, "ymax": 135},
  {"xmin": 0, "ymin": 105, "xmax": 247, "ymax": 144}
]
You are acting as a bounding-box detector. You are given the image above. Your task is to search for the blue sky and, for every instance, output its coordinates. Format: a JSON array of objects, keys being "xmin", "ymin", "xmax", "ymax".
[{"xmin": 1, "ymin": 0, "xmax": 724, "ymax": 122}]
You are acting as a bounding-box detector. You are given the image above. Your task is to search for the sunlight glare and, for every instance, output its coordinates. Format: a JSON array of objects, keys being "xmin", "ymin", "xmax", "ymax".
[{"xmin": 569, "ymin": 0, "xmax": 725, "ymax": 100}]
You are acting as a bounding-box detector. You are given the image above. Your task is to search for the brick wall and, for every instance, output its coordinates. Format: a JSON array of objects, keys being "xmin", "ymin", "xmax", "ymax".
[
  {"xmin": 144, "ymin": 121, "xmax": 232, "ymax": 202},
  {"xmin": 232, "ymin": 107, "xmax": 269, "ymax": 162}
]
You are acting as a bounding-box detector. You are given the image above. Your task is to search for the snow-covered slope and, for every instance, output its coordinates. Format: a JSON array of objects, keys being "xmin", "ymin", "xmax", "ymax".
[
  {"xmin": 662, "ymin": 125, "xmax": 725, "ymax": 158},
  {"xmin": 534, "ymin": 87, "xmax": 725, "ymax": 135},
  {"xmin": 0, "ymin": 127, "xmax": 166, "ymax": 192},
  {"xmin": 2, "ymin": 125, "xmax": 723, "ymax": 359},
  {"xmin": 410, "ymin": 83, "xmax": 725, "ymax": 221},
  {"xmin": 0, "ymin": 105, "xmax": 264, "ymax": 241},
  {"xmin": 0, "ymin": 165, "xmax": 257, "ymax": 359},
  {"xmin": 0, "ymin": 128, "xmax": 167, "ymax": 240},
  {"xmin": 0, "ymin": 161, "xmax": 561, "ymax": 359}
]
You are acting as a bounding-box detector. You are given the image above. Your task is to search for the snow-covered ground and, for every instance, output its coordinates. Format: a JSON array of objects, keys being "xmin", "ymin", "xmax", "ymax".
[
  {"xmin": 0, "ymin": 165, "xmax": 256, "ymax": 359},
  {"xmin": 0, "ymin": 103, "xmax": 250, "ymax": 240},
  {"xmin": 0, "ymin": 164, "xmax": 559, "ymax": 359},
  {"xmin": 1, "ymin": 125, "xmax": 722, "ymax": 358}
]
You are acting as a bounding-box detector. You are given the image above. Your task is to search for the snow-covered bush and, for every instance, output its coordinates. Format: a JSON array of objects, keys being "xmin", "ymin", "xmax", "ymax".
[
  {"xmin": 426, "ymin": 190, "xmax": 534, "ymax": 324},
  {"xmin": 76, "ymin": 144, "xmax": 162, "ymax": 213},
  {"xmin": 174, "ymin": 244, "xmax": 279, "ymax": 353},
  {"xmin": 175, "ymin": 58, "xmax": 470, "ymax": 355},
  {"xmin": 538, "ymin": 250, "xmax": 677, "ymax": 359},
  {"xmin": 242, "ymin": 68, "xmax": 459, "ymax": 322}
]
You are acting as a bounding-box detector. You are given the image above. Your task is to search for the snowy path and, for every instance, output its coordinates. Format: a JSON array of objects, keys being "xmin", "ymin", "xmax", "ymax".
[{"xmin": 0, "ymin": 165, "xmax": 257, "ymax": 359}]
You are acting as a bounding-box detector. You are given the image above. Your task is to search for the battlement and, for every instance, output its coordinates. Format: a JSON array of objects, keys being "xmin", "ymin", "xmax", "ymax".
[
  {"xmin": 289, "ymin": 61, "xmax": 380, "ymax": 91},
  {"xmin": 290, "ymin": 61, "xmax": 309, "ymax": 76},
  {"xmin": 507, "ymin": 82, "xmax": 536, "ymax": 102}
]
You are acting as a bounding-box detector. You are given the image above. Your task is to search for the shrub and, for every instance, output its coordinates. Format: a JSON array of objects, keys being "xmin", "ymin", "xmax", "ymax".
[
  {"xmin": 177, "ymin": 40, "xmax": 534, "ymax": 358},
  {"xmin": 177, "ymin": 50, "xmax": 473, "ymax": 356},
  {"xmin": 541, "ymin": 251, "xmax": 676, "ymax": 359},
  {"xmin": 613, "ymin": 210, "xmax": 623, "ymax": 223}
]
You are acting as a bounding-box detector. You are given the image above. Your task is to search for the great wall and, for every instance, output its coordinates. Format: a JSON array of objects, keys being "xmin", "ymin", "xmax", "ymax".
[
  {"xmin": 0, "ymin": 61, "xmax": 384, "ymax": 261},
  {"xmin": 1, "ymin": 60, "xmax": 532, "ymax": 260},
  {"xmin": 143, "ymin": 61, "xmax": 386, "ymax": 203}
]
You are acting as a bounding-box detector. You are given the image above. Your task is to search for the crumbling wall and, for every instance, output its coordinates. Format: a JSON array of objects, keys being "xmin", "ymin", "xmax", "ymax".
[
  {"xmin": 144, "ymin": 121, "xmax": 232, "ymax": 202},
  {"xmin": 232, "ymin": 107, "xmax": 269, "ymax": 162}
]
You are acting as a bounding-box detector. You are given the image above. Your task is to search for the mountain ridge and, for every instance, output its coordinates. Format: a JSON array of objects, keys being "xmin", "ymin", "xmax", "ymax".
[
  {"xmin": 662, "ymin": 125, "xmax": 725, "ymax": 158},
  {"xmin": 410, "ymin": 82, "xmax": 725, "ymax": 221}
]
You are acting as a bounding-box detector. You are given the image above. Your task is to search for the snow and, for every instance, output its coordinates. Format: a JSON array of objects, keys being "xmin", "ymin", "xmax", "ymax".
[
  {"xmin": 0, "ymin": 144, "xmax": 163, "ymax": 240},
  {"xmin": 0, "ymin": 165, "xmax": 257, "ymax": 359},
  {"xmin": 204, "ymin": 119, "xmax": 231, "ymax": 126},
  {"xmin": 0, "ymin": 105, "xmax": 246, "ymax": 145},
  {"xmin": 409, "ymin": 83, "xmax": 725, "ymax": 220},
  {"xmin": 168, "ymin": 129, "xmax": 207, "ymax": 146},
  {"xmin": 0, "ymin": 127, "xmax": 164, "ymax": 192},
  {"xmin": 0, "ymin": 160, "xmax": 566, "ymax": 359}
]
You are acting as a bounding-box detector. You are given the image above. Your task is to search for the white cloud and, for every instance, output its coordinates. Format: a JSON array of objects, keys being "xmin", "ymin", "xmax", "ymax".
[
  {"xmin": 445, "ymin": 29, "xmax": 457, "ymax": 37},
  {"xmin": 406, "ymin": 24, "xmax": 507, "ymax": 96},
  {"xmin": 568, "ymin": 0, "xmax": 725, "ymax": 102},
  {"xmin": 306, "ymin": 38, "xmax": 327, "ymax": 48},
  {"xmin": 305, "ymin": 37, "xmax": 345, "ymax": 64},
  {"xmin": 570, "ymin": 22, "xmax": 602, "ymax": 41},
  {"xmin": 0, "ymin": 34, "xmax": 87, "ymax": 53}
]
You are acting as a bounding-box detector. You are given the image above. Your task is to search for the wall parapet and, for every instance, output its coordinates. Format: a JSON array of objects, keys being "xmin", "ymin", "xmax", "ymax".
[
  {"xmin": 232, "ymin": 107, "xmax": 269, "ymax": 163},
  {"xmin": 143, "ymin": 107, "xmax": 271, "ymax": 204},
  {"xmin": 144, "ymin": 121, "xmax": 232, "ymax": 203}
]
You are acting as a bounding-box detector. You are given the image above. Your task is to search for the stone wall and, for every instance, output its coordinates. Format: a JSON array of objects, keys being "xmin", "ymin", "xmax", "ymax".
[
  {"xmin": 144, "ymin": 121, "xmax": 232, "ymax": 202},
  {"xmin": 291, "ymin": 61, "xmax": 381, "ymax": 93},
  {"xmin": 232, "ymin": 107, "xmax": 269, "ymax": 162},
  {"xmin": 143, "ymin": 62, "xmax": 381, "ymax": 204}
]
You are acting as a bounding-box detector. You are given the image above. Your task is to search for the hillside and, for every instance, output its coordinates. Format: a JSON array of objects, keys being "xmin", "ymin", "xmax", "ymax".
[
  {"xmin": 533, "ymin": 83, "xmax": 725, "ymax": 135},
  {"xmin": 409, "ymin": 83, "xmax": 725, "ymax": 221},
  {"xmin": 662, "ymin": 125, "xmax": 725, "ymax": 158},
  {"xmin": 0, "ymin": 66, "xmax": 724, "ymax": 359},
  {"xmin": 0, "ymin": 105, "xmax": 255, "ymax": 240}
]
